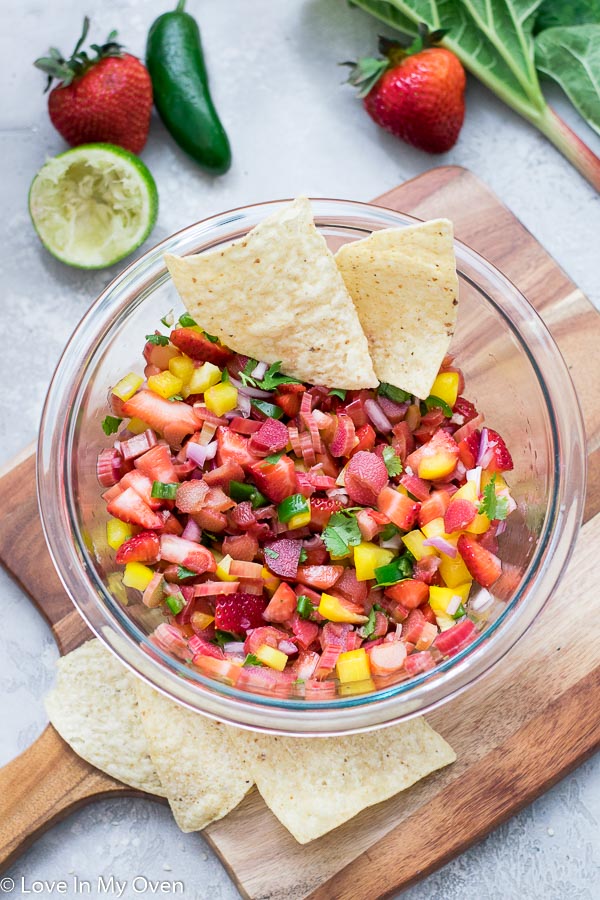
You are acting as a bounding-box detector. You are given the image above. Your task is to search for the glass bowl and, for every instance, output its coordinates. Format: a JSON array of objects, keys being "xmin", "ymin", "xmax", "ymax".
[{"xmin": 37, "ymin": 199, "xmax": 586, "ymax": 736}]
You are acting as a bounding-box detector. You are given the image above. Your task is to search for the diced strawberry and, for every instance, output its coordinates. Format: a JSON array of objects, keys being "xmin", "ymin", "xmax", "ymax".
[
  {"xmin": 250, "ymin": 417, "xmax": 290, "ymax": 455},
  {"xmin": 404, "ymin": 651, "xmax": 435, "ymax": 675},
  {"xmin": 458, "ymin": 430, "xmax": 480, "ymax": 469},
  {"xmin": 119, "ymin": 470, "xmax": 163, "ymax": 510},
  {"xmin": 274, "ymin": 391, "xmax": 302, "ymax": 418},
  {"xmin": 457, "ymin": 534, "xmax": 502, "ymax": 587},
  {"xmin": 434, "ymin": 618, "xmax": 476, "ymax": 656},
  {"xmin": 244, "ymin": 625, "xmax": 287, "ymax": 654},
  {"xmin": 413, "ymin": 408, "xmax": 445, "ymax": 443},
  {"xmin": 384, "ymin": 579, "xmax": 429, "ymax": 609},
  {"xmin": 391, "ymin": 420, "xmax": 415, "ymax": 461},
  {"xmin": 263, "ymin": 538, "xmax": 302, "ymax": 578},
  {"xmin": 107, "ymin": 487, "xmax": 164, "ymax": 530},
  {"xmin": 315, "ymin": 447, "xmax": 340, "ymax": 478},
  {"xmin": 230, "ymin": 500, "xmax": 257, "ymax": 529},
  {"xmin": 191, "ymin": 507, "xmax": 227, "ymax": 532},
  {"xmin": 222, "ymin": 533, "xmax": 259, "ymax": 561},
  {"xmin": 452, "ymin": 396, "xmax": 478, "ymax": 424},
  {"xmin": 169, "ymin": 328, "xmax": 233, "ymax": 365},
  {"xmin": 478, "ymin": 526, "xmax": 499, "ymax": 555},
  {"xmin": 115, "ymin": 531, "xmax": 160, "ymax": 565},
  {"xmin": 229, "ymin": 417, "xmax": 262, "ymax": 435},
  {"xmin": 418, "ymin": 489, "xmax": 451, "ymax": 527},
  {"xmin": 212, "ymin": 592, "xmax": 267, "ymax": 634},
  {"xmin": 204, "ymin": 486, "xmax": 236, "ymax": 511},
  {"xmin": 203, "ymin": 458, "xmax": 244, "ymax": 488},
  {"xmin": 309, "ymin": 497, "xmax": 341, "ymax": 530},
  {"xmin": 343, "ymin": 393, "xmax": 369, "ymax": 427},
  {"xmin": 289, "ymin": 613, "xmax": 319, "ymax": 650},
  {"xmin": 412, "ymin": 556, "xmax": 442, "ymax": 585},
  {"xmin": 345, "ymin": 450, "xmax": 389, "ymax": 506},
  {"xmin": 356, "ymin": 507, "xmax": 388, "ymax": 541},
  {"xmin": 444, "ymin": 498, "xmax": 477, "ymax": 533},
  {"xmin": 402, "ymin": 608, "xmax": 426, "ymax": 644},
  {"xmin": 250, "ymin": 455, "xmax": 296, "ymax": 503},
  {"xmin": 263, "ymin": 582, "xmax": 297, "ymax": 623},
  {"xmin": 399, "ymin": 472, "xmax": 431, "ymax": 501},
  {"xmin": 329, "ymin": 413, "xmax": 356, "ymax": 458},
  {"xmin": 175, "ymin": 479, "xmax": 209, "ymax": 513},
  {"xmin": 296, "ymin": 564, "xmax": 343, "ymax": 590},
  {"xmin": 368, "ymin": 640, "xmax": 407, "ymax": 675},
  {"xmin": 123, "ymin": 391, "xmax": 199, "ymax": 446},
  {"xmin": 453, "ymin": 414, "xmax": 485, "ymax": 445},
  {"xmin": 216, "ymin": 427, "xmax": 258, "ymax": 469},
  {"xmin": 349, "ymin": 423, "xmax": 376, "ymax": 458},
  {"xmin": 422, "ymin": 602, "xmax": 437, "ymax": 624},
  {"xmin": 377, "ymin": 486, "xmax": 420, "ymax": 531},
  {"xmin": 159, "ymin": 534, "xmax": 216, "ymax": 574},
  {"xmin": 485, "ymin": 428, "xmax": 514, "ymax": 472}
]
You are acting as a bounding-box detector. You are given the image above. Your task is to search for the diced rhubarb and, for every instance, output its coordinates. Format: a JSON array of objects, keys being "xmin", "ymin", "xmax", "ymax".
[
  {"xmin": 263, "ymin": 582, "xmax": 297, "ymax": 623},
  {"xmin": 222, "ymin": 533, "xmax": 259, "ymax": 561},
  {"xmin": 119, "ymin": 429, "xmax": 157, "ymax": 462},
  {"xmin": 244, "ymin": 625, "xmax": 287, "ymax": 655},
  {"xmin": 150, "ymin": 623, "xmax": 190, "ymax": 660},
  {"xmin": 159, "ymin": 534, "xmax": 216, "ymax": 574},
  {"xmin": 289, "ymin": 612, "xmax": 319, "ymax": 650},
  {"xmin": 249, "ymin": 417, "xmax": 289, "ymax": 455},
  {"xmin": 412, "ymin": 556, "xmax": 442, "ymax": 585},
  {"xmin": 403, "ymin": 651, "xmax": 435, "ymax": 675},
  {"xmin": 97, "ymin": 448, "xmax": 125, "ymax": 487},
  {"xmin": 123, "ymin": 391, "xmax": 199, "ymax": 446},
  {"xmin": 295, "ymin": 564, "xmax": 343, "ymax": 590},
  {"xmin": 329, "ymin": 413, "xmax": 356, "ymax": 457},
  {"xmin": 391, "ymin": 420, "xmax": 415, "ymax": 461},
  {"xmin": 402, "ymin": 608, "xmax": 427, "ymax": 644},
  {"xmin": 106, "ymin": 487, "xmax": 164, "ymax": 530},
  {"xmin": 345, "ymin": 451, "xmax": 389, "ymax": 506},
  {"xmin": 193, "ymin": 580, "xmax": 241, "ymax": 596},
  {"xmin": 142, "ymin": 572, "xmax": 165, "ymax": 608},
  {"xmin": 193, "ymin": 655, "xmax": 241, "ymax": 685},
  {"xmin": 191, "ymin": 507, "xmax": 228, "ymax": 532},
  {"xmin": 188, "ymin": 635, "xmax": 225, "ymax": 660},
  {"xmin": 368, "ymin": 640, "xmax": 407, "ymax": 675},
  {"xmin": 175, "ymin": 479, "xmax": 209, "ymax": 513},
  {"xmin": 115, "ymin": 531, "xmax": 160, "ymax": 565},
  {"xmin": 399, "ymin": 472, "xmax": 431, "ymax": 501},
  {"xmin": 434, "ymin": 618, "xmax": 476, "ymax": 656}
]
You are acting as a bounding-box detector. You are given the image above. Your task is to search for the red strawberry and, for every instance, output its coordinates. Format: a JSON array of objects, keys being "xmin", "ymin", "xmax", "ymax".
[
  {"xmin": 216, "ymin": 427, "xmax": 258, "ymax": 469},
  {"xmin": 458, "ymin": 430, "xmax": 480, "ymax": 469},
  {"xmin": 309, "ymin": 497, "xmax": 341, "ymax": 530},
  {"xmin": 215, "ymin": 593, "xmax": 268, "ymax": 634},
  {"xmin": 135, "ymin": 443, "xmax": 179, "ymax": 485},
  {"xmin": 159, "ymin": 534, "xmax": 216, "ymax": 574},
  {"xmin": 485, "ymin": 429, "xmax": 514, "ymax": 472},
  {"xmin": 115, "ymin": 531, "xmax": 160, "ymax": 564},
  {"xmin": 345, "ymin": 450, "xmax": 388, "ymax": 506},
  {"xmin": 457, "ymin": 534, "xmax": 502, "ymax": 587},
  {"xmin": 347, "ymin": 34, "xmax": 466, "ymax": 154},
  {"xmin": 123, "ymin": 391, "xmax": 199, "ymax": 446},
  {"xmin": 34, "ymin": 18, "xmax": 152, "ymax": 154},
  {"xmin": 169, "ymin": 328, "xmax": 232, "ymax": 365},
  {"xmin": 106, "ymin": 487, "xmax": 163, "ymax": 530},
  {"xmin": 444, "ymin": 498, "xmax": 477, "ymax": 533},
  {"xmin": 452, "ymin": 397, "xmax": 478, "ymax": 424},
  {"xmin": 249, "ymin": 455, "xmax": 297, "ymax": 503}
]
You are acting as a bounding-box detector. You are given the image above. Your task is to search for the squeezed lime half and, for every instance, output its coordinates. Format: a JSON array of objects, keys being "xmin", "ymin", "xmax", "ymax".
[{"xmin": 28, "ymin": 143, "xmax": 159, "ymax": 269}]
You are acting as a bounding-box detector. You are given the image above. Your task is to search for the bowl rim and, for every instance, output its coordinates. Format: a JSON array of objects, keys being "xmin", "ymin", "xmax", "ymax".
[{"xmin": 37, "ymin": 197, "xmax": 587, "ymax": 735}]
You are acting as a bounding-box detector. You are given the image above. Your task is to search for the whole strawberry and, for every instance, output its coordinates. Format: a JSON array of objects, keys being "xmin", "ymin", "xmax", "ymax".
[
  {"xmin": 34, "ymin": 17, "xmax": 152, "ymax": 154},
  {"xmin": 346, "ymin": 30, "xmax": 466, "ymax": 154}
]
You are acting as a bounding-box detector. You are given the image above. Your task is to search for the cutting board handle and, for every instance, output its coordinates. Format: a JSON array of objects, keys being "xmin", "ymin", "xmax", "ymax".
[{"xmin": 0, "ymin": 725, "xmax": 130, "ymax": 873}]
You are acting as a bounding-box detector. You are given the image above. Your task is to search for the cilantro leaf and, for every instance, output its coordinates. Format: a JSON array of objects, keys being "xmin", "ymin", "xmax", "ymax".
[
  {"xmin": 378, "ymin": 383, "xmax": 411, "ymax": 403},
  {"xmin": 177, "ymin": 565, "xmax": 197, "ymax": 580},
  {"xmin": 264, "ymin": 451, "xmax": 284, "ymax": 464},
  {"xmin": 203, "ymin": 332, "xmax": 219, "ymax": 343},
  {"xmin": 145, "ymin": 332, "xmax": 170, "ymax": 346},
  {"xmin": 240, "ymin": 360, "xmax": 302, "ymax": 392},
  {"xmin": 101, "ymin": 415, "xmax": 122, "ymax": 436},
  {"xmin": 212, "ymin": 629, "xmax": 238, "ymax": 647},
  {"xmin": 322, "ymin": 510, "xmax": 362, "ymax": 558},
  {"xmin": 299, "ymin": 548, "xmax": 308, "ymax": 563},
  {"xmin": 479, "ymin": 474, "xmax": 510, "ymax": 521},
  {"xmin": 296, "ymin": 595, "xmax": 313, "ymax": 619},
  {"xmin": 168, "ymin": 394, "xmax": 184, "ymax": 402},
  {"xmin": 380, "ymin": 523, "xmax": 400, "ymax": 542},
  {"xmin": 359, "ymin": 606, "xmax": 377, "ymax": 639},
  {"xmin": 329, "ymin": 388, "xmax": 347, "ymax": 400},
  {"xmin": 178, "ymin": 313, "xmax": 198, "ymax": 327},
  {"xmin": 243, "ymin": 653, "xmax": 264, "ymax": 667},
  {"xmin": 382, "ymin": 445, "xmax": 403, "ymax": 477},
  {"xmin": 264, "ymin": 547, "xmax": 279, "ymax": 559}
]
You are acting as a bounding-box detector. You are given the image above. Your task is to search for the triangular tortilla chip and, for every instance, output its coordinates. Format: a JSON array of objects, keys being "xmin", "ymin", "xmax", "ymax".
[
  {"xmin": 336, "ymin": 219, "xmax": 458, "ymax": 399},
  {"xmin": 237, "ymin": 718, "xmax": 456, "ymax": 843},
  {"xmin": 165, "ymin": 197, "xmax": 377, "ymax": 389},
  {"xmin": 134, "ymin": 680, "xmax": 253, "ymax": 832},
  {"xmin": 45, "ymin": 640, "xmax": 166, "ymax": 796}
]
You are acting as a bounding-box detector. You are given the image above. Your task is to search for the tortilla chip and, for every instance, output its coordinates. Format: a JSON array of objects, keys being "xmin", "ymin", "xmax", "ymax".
[
  {"xmin": 134, "ymin": 680, "xmax": 253, "ymax": 832},
  {"xmin": 336, "ymin": 219, "xmax": 459, "ymax": 399},
  {"xmin": 45, "ymin": 640, "xmax": 166, "ymax": 796},
  {"xmin": 165, "ymin": 197, "xmax": 377, "ymax": 389},
  {"xmin": 237, "ymin": 718, "xmax": 456, "ymax": 843}
]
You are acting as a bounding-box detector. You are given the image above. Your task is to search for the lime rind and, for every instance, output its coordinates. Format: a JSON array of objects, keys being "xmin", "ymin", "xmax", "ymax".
[{"xmin": 28, "ymin": 143, "xmax": 159, "ymax": 269}]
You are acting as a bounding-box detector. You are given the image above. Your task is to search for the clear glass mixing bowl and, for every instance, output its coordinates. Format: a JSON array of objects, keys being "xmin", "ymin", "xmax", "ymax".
[{"xmin": 37, "ymin": 199, "xmax": 586, "ymax": 735}]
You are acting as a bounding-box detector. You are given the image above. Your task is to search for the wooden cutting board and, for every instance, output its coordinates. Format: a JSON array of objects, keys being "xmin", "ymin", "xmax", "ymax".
[{"xmin": 1, "ymin": 166, "xmax": 599, "ymax": 899}]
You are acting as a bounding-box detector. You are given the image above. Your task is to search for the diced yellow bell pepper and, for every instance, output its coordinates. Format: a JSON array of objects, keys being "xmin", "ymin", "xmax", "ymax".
[
  {"xmin": 191, "ymin": 612, "xmax": 215, "ymax": 631},
  {"xmin": 339, "ymin": 678, "xmax": 375, "ymax": 696},
  {"xmin": 261, "ymin": 566, "xmax": 281, "ymax": 596},
  {"xmin": 112, "ymin": 372, "xmax": 144, "ymax": 402},
  {"xmin": 481, "ymin": 471, "xmax": 508, "ymax": 491},
  {"xmin": 439, "ymin": 551, "xmax": 473, "ymax": 588},
  {"xmin": 127, "ymin": 416, "xmax": 151, "ymax": 435},
  {"xmin": 465, "ymin": 512, "xmax": 491, "ymax": 534},
  {"xmin": 216, "ymin": 554, "xmax": 238, "ymax": 582},
  {"xmin": 123, "ymin": 562, "xmax": 155, "ymax": 592},
  {"xmin": 429, "ymin": 583, "xmax": 472, "ymax": 616},
  {"xmin": 402, "ymin": 529, "xmax": 437, "ymax": 561},
  {"xmin": 354, "ymin": 542, "xmax": 394, "ymax": 581},
  {"xmin": 147, "ymin": 370, "xmax": 183, "ymax": 399},
  {"xmin": 188, "ymin": 362, "xmax": 222, "ymax": 395},
  {"xmin": 288, "ymin": 509, "xmax": 312, "ymax": 530},
  {"xmin": 336, "ymin": 648, "xmax": 371, "ymax": 683},
  {"xmin": 318, "ymin": 593, "xmax": 368, "ymax": 624},
  {"xmin": 453, "ymin": 481, "xmax": 478, "ymax": 503},
  {"xmin": 255, "ymin": 644, "xmax": 288, "ymax": 671},
  {"xmin": 205, "ymin": 381, "xmax": 238, "ymax": 416},
  {"xmin": 169, "ymin": 354, "xmax": 195, "ymax": 383},
  {"xmin": 106, "ymin": 518, "xmax": 133, "ymax": 550},
  {"xmin": 436, "ymin": 612, "xmax": 456, "ymax": 632},
  {"xmin": 430, "ymin": 372, "xmax": 459, "ymax": 408}
]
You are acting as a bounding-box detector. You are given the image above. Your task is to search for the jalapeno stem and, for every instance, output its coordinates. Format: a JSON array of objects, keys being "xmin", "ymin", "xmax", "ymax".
[{"xmin": 176, "ymin": 0, "xmax": 186, "ymax": 12}]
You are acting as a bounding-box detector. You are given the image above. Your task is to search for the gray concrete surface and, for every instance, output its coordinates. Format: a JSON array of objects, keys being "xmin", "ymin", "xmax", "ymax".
[{"xmin": 1, "ymin": 1, "xmax": 599, "ymax": 898}]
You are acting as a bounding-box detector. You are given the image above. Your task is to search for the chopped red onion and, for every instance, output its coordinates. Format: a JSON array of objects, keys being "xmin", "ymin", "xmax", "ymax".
[
  {"xmin": 380, "ymin": 533, "xmax": 403, "ymax": 550},
  {"xmin": 186, "ymin": 440, "xmax": 217, "ymax": 468},
  {"xmin": 326, "ymin": 487, "xmax": 349, "ymax": 504},
  {"xmin": 496, "ymin": 520, "xmax": 507, "ymax": 535},
  {"xmin": 223, "ymin": 641, "xmax": 246, "ymax": 655},
  {"xmin": 466, "ymin": 466, "xmax": 482, "ymax": 494},
  {"xmin": 446, "ymin": 594, "xmax": 462, "ymax": 616},
  {"xmin": 476, "ymin": 427, "xmax": 493, "ymax": 468},
  {"xmin": 236, "ymin": 392, "xmax": 252, "ymax": 416},
  {"xmin": 251, "ymin": 360, "xmax": 269, "ymax": 380},
  {"xmin": 228, "ymin": 374, "xmax": 272, "ymax": 399},
  {"xmin": 364, "ymin": 399, "xmax": 393, "ymax": 434},
  {"xmin": 181, "ymin": 517, "xmax": 202, "ymax": 543},
  {"xmin": 278, "ymin": 640, "xmax": 298, "ymax": 656},
  {"xmin": 470, "ymin": 588, "xmax": 493, "ymax": 612},
  {"xmin": 423, "ymin": 535, "xmax": 458, "ymax": 557}
]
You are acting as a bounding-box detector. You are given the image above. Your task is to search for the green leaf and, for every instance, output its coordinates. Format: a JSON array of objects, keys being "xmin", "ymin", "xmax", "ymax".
[
  {"xmin": 535, "ymin": 25, "xmax": 600, "ymax": 135},
  {"xmin": 478, "ymin": 474, "xmax": 510, "ymax": 520},
  {"xmin": 322, "ymin": 510, "xmax": 362, "ymax": 558},
  {"xmin": 329, "ymin": 388, "xmax": 347, "ymax": 400},
  {"xmin": 101, "ymin": 415, "xmax": 122, "ymax": 435},
  {"xmin": 264, "ymin": 451, "xmax": 284, "ymax": 464},
  {"xmin": 204, "ymin": 332, "xmax": 219, "ymax": 343},
  {"xmin": 299, "ymin": 548, "xmax": 308, "ymax": 563},
  {"xmin": 534, "ymin": 0, "xmax": 600, "ymax": 33},
  {"xmin": 145, "ymin": 332, "xmax": 169, "ymax": 346},
  {"xmin": 241, "ymin": 360, "xmax": 302, "ymax": 392},
  {"xmin": 380, "ymin": 522, "xmax": 400, "ymax": 542},
  {"xmin": 177, "ymin": 566, "xmax": 197, "ymax": 580},
  {"xmin": 382, "ymin": 445, "xmax": 403, "ymax": 476},
  {"xmin": 178, "ymin": 313, "xmax": 198, "ymax": 327},
  {"xmin": 344, "ymin": 56, "xmax": 391, "ymax": 97},
  {"xmin": 243, "ymin": 653, "xmax": 264, "ymax": 667},
  {"xmin": 377, "ymin": 382, "xmax": 411, "ymax": 403},
  {"xmin": 359, "ymin": 606, "xmax": 378, "ymax": 638},
  {"xmin": 213, "ymin": 629, "xmax": 238, "ymax": 647},
  {"xmin": 296, "ymin": 594, "xmax": 314, "ymax": 619}
]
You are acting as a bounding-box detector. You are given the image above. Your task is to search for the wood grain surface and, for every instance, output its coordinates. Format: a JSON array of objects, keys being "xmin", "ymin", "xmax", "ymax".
[{"xmin": 0, "ymin": 166, "xmax": 599, "ymax": 898}]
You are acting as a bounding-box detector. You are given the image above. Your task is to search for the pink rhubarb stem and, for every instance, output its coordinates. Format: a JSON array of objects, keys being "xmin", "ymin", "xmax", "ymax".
[{"xmin": 537, "ymin": 106, "xmax": 600, "ymax": 193}]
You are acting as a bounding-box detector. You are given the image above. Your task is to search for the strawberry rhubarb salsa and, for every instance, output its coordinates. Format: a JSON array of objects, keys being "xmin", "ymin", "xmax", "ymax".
[{"xmin": 98, "ymin": 320, "xmax": 515, "ymax": 698}]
